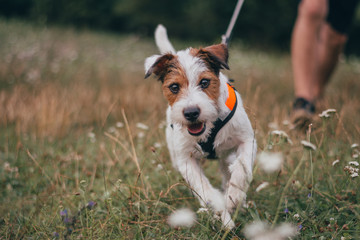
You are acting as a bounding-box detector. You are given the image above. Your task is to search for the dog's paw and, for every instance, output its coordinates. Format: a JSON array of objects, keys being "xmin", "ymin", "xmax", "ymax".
[
  {"xmin": 205, "ymin": 189, "xmax": 226, "ymax": 212},
  {"xmin": 220, "ymin": 210, "xmax": 235, "ymax": 230},
  {"xmin": 225, "ymin": 185, "xmax": 247, "ymax": 213},
  {"xmin": 204, "ymin": 189, "xmax": 235, "ymax": 229},
  {"xmin": 213, "ymin": 209, "xmax": 235, "ymax": 229}
]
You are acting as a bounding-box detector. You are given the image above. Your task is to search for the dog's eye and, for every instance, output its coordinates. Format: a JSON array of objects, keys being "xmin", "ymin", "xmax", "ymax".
[
  {"xmin": 169, "ymin": 83, "xmax": 180, "ymax": 94},
  {"xmin": 199, "ymin": 79, "xmax": 210, "ymax": 89}
]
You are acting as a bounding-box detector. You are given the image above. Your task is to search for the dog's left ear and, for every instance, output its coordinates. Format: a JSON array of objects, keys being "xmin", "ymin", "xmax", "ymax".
[
  {"xmin": 198, "ymin": 44, "xmax": 229, "ymax": 73},
  {"xmin": 144, "ymin": 54, "xmax": 175, "ymax": 81}
]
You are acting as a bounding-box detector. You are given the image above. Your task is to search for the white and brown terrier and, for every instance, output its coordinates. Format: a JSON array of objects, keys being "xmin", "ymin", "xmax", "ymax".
[{"xmin": 145, "ymin": 25, "xmax": 256, "ymax": 229}]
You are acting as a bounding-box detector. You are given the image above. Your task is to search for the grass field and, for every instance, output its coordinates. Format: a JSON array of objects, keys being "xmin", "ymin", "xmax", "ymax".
[{"xmin": 0, "ymin": 19, "xmax": 359, "ymax": 239}]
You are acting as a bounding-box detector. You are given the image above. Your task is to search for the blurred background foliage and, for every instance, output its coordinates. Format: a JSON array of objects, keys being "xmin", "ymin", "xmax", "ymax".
[{"xmin": 1, "ymin": 0, "xmax": 360, "ymax": 55}]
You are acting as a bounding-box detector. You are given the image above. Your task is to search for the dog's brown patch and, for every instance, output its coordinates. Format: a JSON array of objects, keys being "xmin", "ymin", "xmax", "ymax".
[
  {"xmin": 197, "ymin": 71, "xmax": 220, "ymax": 103},
  {"xmin": 190, "ymin": 47, "xmax": 222, "ymax": 104},
  {"xmin": 191, "ymin": 44, "xmax": 229, "ymax": 75},
  {"xmin": 161, "ymin": 61, "xmax": 189, "ymax": 106},
  {"xmin": 145, "ymin": 54, "xmax": 176, "ymax": 82}
]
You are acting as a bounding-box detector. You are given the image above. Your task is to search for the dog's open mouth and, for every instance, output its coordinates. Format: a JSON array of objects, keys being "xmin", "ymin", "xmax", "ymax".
[{"xmin": 187, "ymin": 122, "xmax": 206, "ymax": 136}]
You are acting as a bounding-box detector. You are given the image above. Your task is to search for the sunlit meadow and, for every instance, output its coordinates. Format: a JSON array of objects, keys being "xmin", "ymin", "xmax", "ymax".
[{"xmin": 0, "ymin": 19, "xmax": 359, "ymax": 239}]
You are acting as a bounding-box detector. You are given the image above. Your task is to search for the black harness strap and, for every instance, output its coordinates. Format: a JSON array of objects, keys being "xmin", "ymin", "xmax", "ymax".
[{"xmin": 198, "ymin": 87, "xmax": 238, "ymax": 159}]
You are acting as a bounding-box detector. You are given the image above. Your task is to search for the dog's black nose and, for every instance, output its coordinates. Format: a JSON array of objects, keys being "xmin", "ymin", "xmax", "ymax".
[{"xmin": 183, "ymin": 107, "xmax": 200, "ymax": 122}]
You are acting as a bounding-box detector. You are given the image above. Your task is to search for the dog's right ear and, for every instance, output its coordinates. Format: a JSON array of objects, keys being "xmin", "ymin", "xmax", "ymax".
[{"xmin": 144, "ymin": 54, "xmax": 175, "ymax": 81}]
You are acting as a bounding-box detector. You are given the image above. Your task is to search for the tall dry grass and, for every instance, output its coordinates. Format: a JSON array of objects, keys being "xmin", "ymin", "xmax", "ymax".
[
  {"xmin": 0, "ymin": 81, "xmax": 166, "ymax": 138},
  {"xmin": 0, "ymin": 20, "xmax": 169, "ymax": 138},
  {"xmin": 1, "ymin": 20, "xmax": 359, "ymax": 142}
]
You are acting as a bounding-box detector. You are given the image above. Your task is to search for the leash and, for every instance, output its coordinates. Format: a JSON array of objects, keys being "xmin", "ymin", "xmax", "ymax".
[
  {"xmin": 221, "ymin": 0, "xmax": 245, "ymax": 46},
  {"xmin": 198, "ymin": 1, "xmax": 245, "ymax": 158}
]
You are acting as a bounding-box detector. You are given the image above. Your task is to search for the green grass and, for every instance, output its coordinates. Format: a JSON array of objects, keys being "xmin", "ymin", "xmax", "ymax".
[{"xmin": 0, "ymin": 19, "xmax": 359, "ymax": 239}]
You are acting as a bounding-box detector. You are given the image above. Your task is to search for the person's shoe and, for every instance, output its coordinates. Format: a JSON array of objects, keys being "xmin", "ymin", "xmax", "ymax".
[{"xmin": 291, "ymin": 97, "xmax": 315, "ymax": 131}]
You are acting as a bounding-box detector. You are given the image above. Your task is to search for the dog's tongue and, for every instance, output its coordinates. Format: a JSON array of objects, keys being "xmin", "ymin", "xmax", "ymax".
[{"xmin": 187, "ymin": 122, "xmax": 204, "ymax": 135}]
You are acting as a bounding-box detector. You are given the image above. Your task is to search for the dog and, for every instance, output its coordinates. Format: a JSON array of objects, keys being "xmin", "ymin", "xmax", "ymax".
[{"xmin": 145, "ymin": 25, "xmax": 256, "ymax": 229}]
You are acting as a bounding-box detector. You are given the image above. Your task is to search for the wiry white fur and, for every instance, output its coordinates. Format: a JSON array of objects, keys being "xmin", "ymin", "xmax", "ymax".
[
  {"xmin": 145, "ymin": 25, "xmax": 257, "ymax": 229},
  {"xmin": 170, "ymin": 50, "xmax": 218, "ymax": 141}
]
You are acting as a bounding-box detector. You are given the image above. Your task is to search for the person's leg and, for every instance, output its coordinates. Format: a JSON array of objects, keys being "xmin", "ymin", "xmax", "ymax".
[
  {"xmin": 316, "ymin": 24, "xmax": 347, "ymax": 98},
  {"xmin": 291, "ymin": 0, "xmax": 328, "ymax": 103}
]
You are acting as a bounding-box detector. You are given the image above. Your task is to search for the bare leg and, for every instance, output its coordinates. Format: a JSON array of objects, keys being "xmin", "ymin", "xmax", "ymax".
[
  {"xmin": 292, "ymin": 0, "xmax": 348, "ymax": 103},
  {"xmin": 291, "ymin": 0, "xmax": 328, "ymax": 102},
  {"xmin": 316, "ymin": 23, "xmax": 347, "ymax": 97}
]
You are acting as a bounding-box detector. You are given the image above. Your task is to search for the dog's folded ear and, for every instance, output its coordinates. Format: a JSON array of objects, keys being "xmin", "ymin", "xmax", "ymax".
[
  {"xmin": 198, "ymin": 44, "xmax": 229, "ymax": 74},
  {"xmin": 144, "ymin": 54, "xmax": 175, "ymax": 81}
]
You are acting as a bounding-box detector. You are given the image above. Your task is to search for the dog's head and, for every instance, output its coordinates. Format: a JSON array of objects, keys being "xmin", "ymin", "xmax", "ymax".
[{"xmin": 145, "ymin": 44, "xmax": 229, "ymax": 137}]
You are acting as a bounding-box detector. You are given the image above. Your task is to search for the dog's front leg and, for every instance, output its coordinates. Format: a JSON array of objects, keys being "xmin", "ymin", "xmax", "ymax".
[
  {"xmin": 225, "ymin": 139, "xmax": 256, "ymax": 213},
  {"xmin": 175, "ymin": 155, "xmax": 235, "ymax": 229}
]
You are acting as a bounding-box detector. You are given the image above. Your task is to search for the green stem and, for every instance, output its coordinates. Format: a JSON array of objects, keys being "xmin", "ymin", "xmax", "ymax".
[{"xmin": 272, "ymin": 152, "xmax": 307, "ymax": 227}]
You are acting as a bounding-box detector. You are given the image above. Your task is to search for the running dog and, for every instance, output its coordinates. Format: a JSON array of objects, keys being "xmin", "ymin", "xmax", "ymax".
[{"xmin": 145, "ymin": 25, "xmax": 256, "ymax": 229}]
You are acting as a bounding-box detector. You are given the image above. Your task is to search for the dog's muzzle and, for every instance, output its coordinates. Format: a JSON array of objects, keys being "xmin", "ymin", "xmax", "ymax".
[{"xmin": 183, "ymin": 106, "xmax": 206, "ymax": 136}]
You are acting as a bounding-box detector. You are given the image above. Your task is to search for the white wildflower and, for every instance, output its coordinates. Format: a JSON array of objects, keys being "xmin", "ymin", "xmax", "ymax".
[
  {"xmin": 271, "ymin": 130, "xmax": 287, "ymax": 137},
  {"xmin": 154, "ymin": 142, "xmax": 162, "ymax": 148},
  {"xmin": 351, "ymin": 172, "xmax": 359, "ymax": 178},
  {"xmin": 352, "ymin": 151, "xmax": 359, "ymax": 159},
  {"xmin": 243, "ymin": 221, "xmax": 297, "ymax": 240},
  {"xmin": 137, "ymin": 132, "xmax": 145, "ymax": 139},
  {"xmin": 349, "ymin": 161, "xmax": 359, "ymax": 166},
  {"xmin": 332, "ymin": 159, "xmax": 340, "ymax": 166},
  {"xmin": 108, "ymin": 126, "xmax": 116, "ymax": 133},
  {"xmin": 275, "ymin": 223, "xmax": 298, "ymax": 238},
  {"xmin": 156, "ymin": 164, "xmax": 163, "ymax": 170},
  {"xmin": 136, "ymin": 123, "xmax": 149, "ymax": 130},
  {"xmin": 293, "ymin": 213, "xmax": 300, "ymax": 219},
  {"xmin": 282, "ymin": 120, "xmax": 290, "ymax": 126},
  {"xmin": 271, "ymin": 130, "xmax": 293, "ymax": 145},
  {"xmin": 319, "ymin": 108, "xmax": 336, "ymax": 118},
  {"xmin": 258, "ymin": 152, "xmax": 284, "ymax": 173},
  {"xmin": 158, "ymin": 121, "xmax": 167, "ymax": 129},
  {"xmin": 103, "ymin": 191, "xmax": 110, "ymax": 199},
  {"xmin": 268, "ymin": 122, "xmax": 279, "ymax": 130},
  {"xmin": 243, "ymin": 221, "xmax": 268, "ymax": 239},
  {"xmin": 4, "ymin": 162, "xmax": 11, "ymax": 172},
  {"xmin": 88, "ymin": 132, "xmax": 95, "ymax": 138},
  {"xmin": 301, "ymin": 140, "xmax": 317, "ymax": 151},
  {"xmin": 87, "ymin": 132, "xmax": 96, "ymax": 143},
  {"xmin": 344, "ymin": 166, "xmax": 359, "ymax": 178},
  {"xmin": 256, "ymin": 182, "xmax": 270, "ymax": 192},
  {"xmin": 196, "ymin": 207, "xmax": 209, "ymax": 213},
  {"xmin": 116, "ymin": 122, "xmax": 124, "ymax": 128},
  {"xmin": 351, "ymin": 143, "xmax": 359, "ymax": 149},
  {"xmin": 167, "ymin": 208, "xmax": 196, "ymax": 228}
]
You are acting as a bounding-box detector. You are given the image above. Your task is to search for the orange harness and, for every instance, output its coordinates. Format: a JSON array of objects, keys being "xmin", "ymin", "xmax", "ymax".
[
  {"xmin": 199, "ymin": 83, "xmax": 237, "ymax": 159},
  {"xmin": 225, "ymin": 83, "xmax": 237, "ymax": 111}
]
